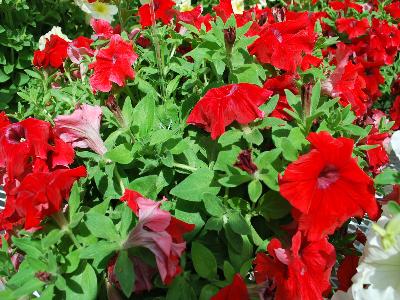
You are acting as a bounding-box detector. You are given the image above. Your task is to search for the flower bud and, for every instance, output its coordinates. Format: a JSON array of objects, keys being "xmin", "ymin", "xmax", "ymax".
[{"xmin": 224, "ymin": 27, "xmax": 236, "ymax": 50}]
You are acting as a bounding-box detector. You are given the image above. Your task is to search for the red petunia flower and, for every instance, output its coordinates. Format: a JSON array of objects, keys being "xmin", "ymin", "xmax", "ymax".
[
  {"xmin": 254, "ymin": 231, "xmax": 336, "ymax": 300},
  {"xmin": 176, "ymin": 5, "xmax": 212, "ymax": 32},
  {"xmin": 33, "ymin": 35, "xmax": 69, "ymax": 69},
  {"xmin": 54, "ymin": 104, "xmax": 107, "ymax": 156},
  {"xmin": 390, "ymin": 96, "xmax": 400, "ymax": 130},
  {"xmin": 186, "ymin": 83, "xmax": 272, "ymax": 139},
  {"xmin": 385, "ymin": 1, "xmax": 400, "ymax": 19},
  {"xmin": 12, "ymin": 167, "xmax": 86, "ymax": 229},
  {"xmin": 264, "ymin": 74, "xmax": 298, "ymax": 121},
  {"xmin": 89, "ymin": 34, "xmax": 138, "ymax": 92},
  {"xmin": 90, "ymin": 18, "xmax": 121, "ymax": 40},
  {"xmin": 322, "ymin": 44, "xmax": 369, "ymax": 117},
  {"xmin": 213, "ymin": 0, "xmax": 234, "ymax": 22},
  {"xmin": 138, "ymin": 0, "xmax": 176, "ymax": 28},
  {"xmin": 121, "ymin": 190, "xmax": 194, "ymax": 285},
  {"xmin": 329, "ymin": 0, "xmax": 363, "ymax": 13},
  {"xmin": 300, "ymin": 54, "xmax": 322, "ymax": 72},
  {"xmin": 279, "ymin": 131, "xmax": 379, "ymax": 241},
  {"xmin": 249, "ymin": 14, "xmax": 316, "ymax": 73},
  {"xmin": 364, "ymin": 129, "xmax": 390, "ymax": 174},
  {"xmin": 336, "ymin": 18, "xmax": 369, "ymax": 39},
  {"xmin": 211, "ymin": 274, "xmax": 250, "ymax": 300}
]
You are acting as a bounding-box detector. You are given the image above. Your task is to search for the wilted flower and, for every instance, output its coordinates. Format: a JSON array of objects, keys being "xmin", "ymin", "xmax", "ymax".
[
  {"xmin": 120, "ymin": 190, "xmax": 194, "ymax": 285},
  {"xmin": 54, "ymin": 104, "xmax": 107, "ymax": 156}
]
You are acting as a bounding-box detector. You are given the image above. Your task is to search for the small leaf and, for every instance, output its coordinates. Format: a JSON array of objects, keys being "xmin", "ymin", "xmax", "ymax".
[
  {"xmin": 85, "ymin": 212, "xmax": 120, "ymax": 241},
  {"xmin": 248, "ymin": 180, "xmax": 262, "ymax": 202},
  {"xmin": 115, "ymin": 250, "xmax": 135, "ymax": 297},
  {"xmin": 105, "ymin": 144, "xmax": 133, "ymax": 164},
  {"xmin": 191, "ymin": 242, "xmax": 217, "ymax": 279}
]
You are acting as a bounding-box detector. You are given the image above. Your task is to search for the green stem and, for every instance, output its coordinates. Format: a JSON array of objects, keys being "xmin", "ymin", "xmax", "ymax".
[{"xmin": 52, "ymin": 211, "xmax": 82, "ymax": 249}]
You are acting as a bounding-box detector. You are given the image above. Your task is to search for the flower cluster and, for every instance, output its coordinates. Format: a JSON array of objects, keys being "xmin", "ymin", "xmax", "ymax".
[
  {"xmin": 1, "ymin": 0, "xmax": 400, "ymax": 299},
  {"xmin": 0, "ymin": 114, "xmax": 86, "ymax": 231}
]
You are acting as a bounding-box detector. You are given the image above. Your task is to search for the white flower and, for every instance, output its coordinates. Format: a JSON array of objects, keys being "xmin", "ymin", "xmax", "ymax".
[
  {"xmin": 390, "ymin": 130, "xmax": 400, "ymax": 161},
  {"xmin": 332, "ymin": 206, "xmax": 400, "ymax": 300},
  {"xmin": 231, "ymin": 0, "xmax": 244, "ymax": 15},
  {"xmin": 38, "ymin": 26, "xmax": 71, "ymax": 51},
  {"xmin": 74, "ymin": 0, "xmax": 118, "ymax": 23},
  {"xmin": 176, "ymin": 0, "xmax": 192, "ymax": 12}
]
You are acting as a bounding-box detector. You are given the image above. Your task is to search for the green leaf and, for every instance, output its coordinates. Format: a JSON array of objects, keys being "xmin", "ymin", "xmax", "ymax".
[
  {"xmin": 375, "ymin": 168, "xmax": 400, "ymax": 185},
  {"xmin": 65, "ymin": 263, "xmax": 97, "ymax": 300},
  {"xmin": 219, "ymin": 174, "xmax": 252, "ymax": 187},
  {"xmin": 128, "ymin": 175, "xmax": 166, "ymax": 199},
  {"xmin": 11, "ymin": 237, "xmax": 42, "ymax": 258},
  {"xmin": 170, "ymin": 168, "xmax": 219, "ymax": 201},
  {"xmin": 85, "ymin": 212, "xmax": 120, "ymax": 241},
  {"xmin": 115, "ymin": 250, "xmax": 135, "ymax": 297},
  {"xmin": 42, "ymin": 229, "xmax": 64, "ymax": 248},
  {"xmin": 248, "ymin": 180, "xmax": 262, "ymax": 202},
  {"xmin": 311, "ymin": 80, "xmax": 321, "ymax": 114},
  {"xmin": 228, "ymin": 211, "xmax": 251, "ymax": 235},
  {"xmin": 105, "ymin": 144, "xmax": 133, "ymax": 164},
  {"xmin": 166, "ymin": 276, "xmax": 196, "ymax": 300},
  {"xmin": 149, "ymin": 129, "xmax": 174, "ymax": 146},
  {"xmin": 133, "ymin": 95, "xmax": 155, "ymax": 137},
  {"xmin": 202, "ymin": 193, "xmax": 225, "ymax": 216},
  {"xmin": 191, "ymin": 242, "xmax": 217, "ymax": 279},
  {"xmin": 260, "ymin": 94, "xmax": 279, "ymax": 116},
  {"xmin": 281, "ymin": 138, "xmax": 298, "ymax": 161},
  {"xmin": 258, "ymin": 191, "xmax": 291, "ymax": 220},
  {"xmin": 199, "ymin": 284, "xmax": 219, "ymax": 300},
  {"xmin": 218, "ymin": 130, "xmax": 242, "ymax": 147}
]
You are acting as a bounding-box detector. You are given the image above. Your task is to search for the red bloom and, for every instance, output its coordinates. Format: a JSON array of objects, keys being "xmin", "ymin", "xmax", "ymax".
[
  {"xmin": 176, "ymin": 5, "xmax": 212, "ymax": 32},
  {"xmin": 89, "ymin": 34, "xmax": 138, "ymax": 92},
  {"xmin": 211, "ymin": 274, "xmax": 250, "ymax": 300},
  {"xmin": 336, "ymin": 18, "xmax": 369, "ymax": 39},
  {"xmin": 300, "ymin": 54, "xmax": 322, "ymax": 71},
  {"xmin": 90, "ymin": 18, "xmax": 121, "ymax": 40},
  {"xmin": 329, "ymin": 0, "xmax": 363, "ymax": 13},
  {"xmin": 337, "ymin": 255, "xmax": 360, "ymax": 291},
  {"xmin": 249, "ymin": 15, "xmax": 316, "ymax": 73},
  {"xmin": 390, "ymin": 96, "xmax": 400, "ymax": 130},
  {"xmin": 254, "ymin": 231, "xmax": 336, "ymax": 300},
  {"xmin": 0, "ymin": 166, "xmax": 86, "ymax": 230},
  {"xmin": 33, "ymin": 35, "xmax": 69, "ymax": 69},
  {"xmin": 121, "ymin": 190, "xmax": 194, "ymax": 285},
  {"xmin": 264, "ymin": 74, "xmax": 298, "ymax": 121},
  {"xmin": 322, "ymin": 44, "xmax": 369, "ymax": 117},
  {"xmin": 187, "ymin": 83, "xmax": 272, "ymax": 139},
  {"xmin": 213, "ymin": 0, "xmax": 234, "ymax": 22},
  {"xmin": 385, "ymin": 1, "xmax": 400, "ymax": 19},
  {"xmin": 138, "ymin": 0, "xmax": 176, "ymax": 28},
  {"xmin": 365, "ymin": 129, "xmax": 390, "ymax": 174},
  {"xmin": 279, "ymin": 132, "xmax": 379, "ymax": 241}
]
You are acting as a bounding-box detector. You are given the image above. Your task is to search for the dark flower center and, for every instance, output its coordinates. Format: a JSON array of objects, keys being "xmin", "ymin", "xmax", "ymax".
[
  {"xmin": 5, "ymin": 124, "xmax": 26, "ymax": 144},
  {"xmin": 317, "ymin": 164, "xmax": 340, "ymax": 189}
]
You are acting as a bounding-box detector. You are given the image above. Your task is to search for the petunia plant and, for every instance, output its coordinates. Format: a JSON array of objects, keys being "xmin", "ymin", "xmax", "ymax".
[{"xmin": 0, "ymin": 0, "xmax": 400, "ymax": 299}]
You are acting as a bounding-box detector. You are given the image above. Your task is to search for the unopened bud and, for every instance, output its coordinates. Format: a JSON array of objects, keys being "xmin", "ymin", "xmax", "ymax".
[{"xmin": 224, "ymin": 27, "xmax": 236, "ymax": 50}]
